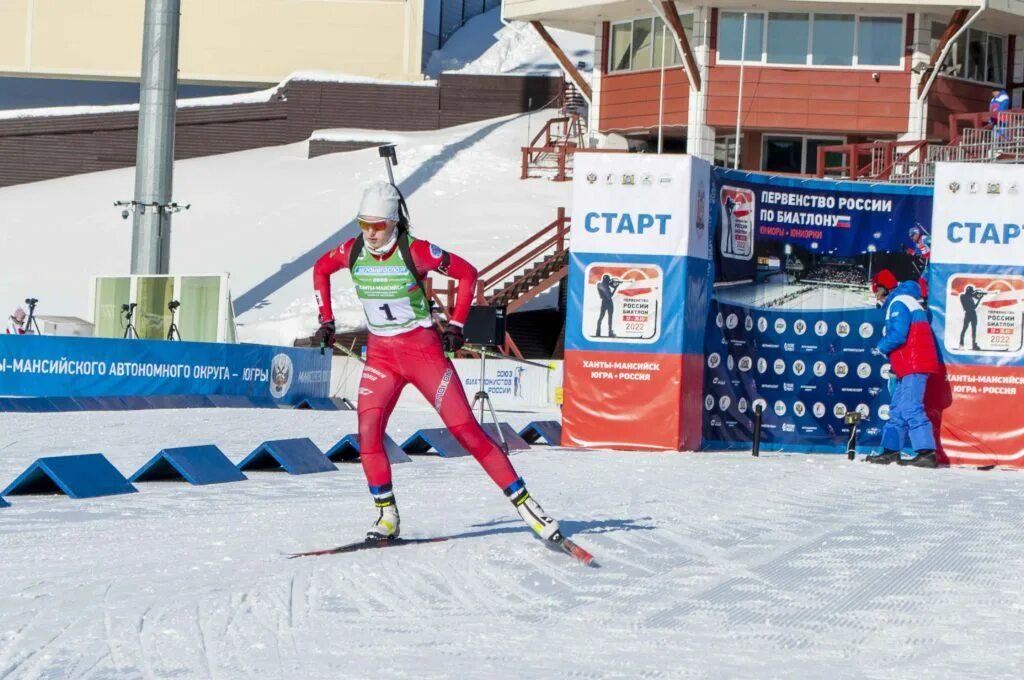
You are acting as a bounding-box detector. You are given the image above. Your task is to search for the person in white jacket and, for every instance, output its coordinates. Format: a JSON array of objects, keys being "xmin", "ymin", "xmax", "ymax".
[{"xmin": 6, "ymin": 308, "xmax": 28, "ymax": 335}]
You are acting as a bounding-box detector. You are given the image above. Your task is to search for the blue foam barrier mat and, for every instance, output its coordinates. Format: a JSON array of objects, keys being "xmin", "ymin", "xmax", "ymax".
[
  {"xmin": 130, "ymin": 445, "xmax": 248, "ymax": 485},
  {"xmin": 2, "ymin": 453, "xmax": 138, "ymax": 499},
  {"xmin": 518, "ymin": 421, "xmax": 562, "ymax": 446},
  {"xmin": 326, "ymin": 433, "xmax": 411, "ymax": 463},
  {"xmin": 482, "ymin": 423, "xmax": 531, "ymax": 451},
  {"xmin": 398, "ymin": 428, "xmax": 470, "ymax": 458},
  {"xmin": 237, "ymin": 438, "xmax": 337, "ymax": 474}
]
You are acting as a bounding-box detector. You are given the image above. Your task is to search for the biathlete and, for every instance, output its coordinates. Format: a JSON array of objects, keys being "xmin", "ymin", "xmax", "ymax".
[{"xmin": 312, "ymin": 181, "xmax": 561, "ymax": 542}]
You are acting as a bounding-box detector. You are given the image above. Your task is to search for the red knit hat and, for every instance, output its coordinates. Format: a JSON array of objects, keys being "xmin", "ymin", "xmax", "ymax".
[{"xmin": 871, "ymin": 269, "xmax": 898, "ymax": 293}]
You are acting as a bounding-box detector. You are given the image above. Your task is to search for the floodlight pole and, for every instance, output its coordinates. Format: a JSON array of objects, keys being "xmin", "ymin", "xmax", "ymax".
[{"xmin": 130, "ymin": 0, "xmax": 181, "ymax": 274}]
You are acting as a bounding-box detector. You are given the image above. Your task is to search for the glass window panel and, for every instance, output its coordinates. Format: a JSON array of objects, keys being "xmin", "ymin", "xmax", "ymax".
[
  {"xmin": 804, "ymin": 138, "xmax": 844, "ymax": 175},
  {"xmin": 631, "ymin": 18, "xmax": 654, "ymax": 70},
  {"xmin": 966, "ymin": 29, "xmax": 986, "ymax": 80},
  {"xmin": 720, "ymin": 12, "xmax": 763, "ymax": 61},
  {"xmin": 947, "ymin": 35, "xmax": 966, "ymax": 77},
  {"xmin": 93, "ymin": 277, "xmax": 131, "ymax": 338},
  {"xmin": 763, "ymin": 137, "xmax": 803, "ymax": 174},
  {"xmin": 136, "ymin": 276, "xmax": 173, "ymax": 340},
  {"xmin": 812, "ymin": 14, "xmax": 854, "ymax": 66},
  {"xmin": 930, "ymin": 21, "xmax": 946, "ymax": 55},
  {"xmin": 986, "ymin": 33, "xmax": 1005, "ymax": 84},
  {"xmin": 610, "ymin": 22, "xmax": 632, "ymax": 71},
  {"xmin": 858, "ymin": 16, "xmax": 902, "ymax": 66},
  {"xmin": 767, "ymin": 13, "xmax": 809, "ymax": 65},
  {"xmin": 178, "ymin": 276, "xmax": 221, "ymax": 342},
  {"xmin": 652, "ymin": 18, "xmax": 671, "ymax": 67}
]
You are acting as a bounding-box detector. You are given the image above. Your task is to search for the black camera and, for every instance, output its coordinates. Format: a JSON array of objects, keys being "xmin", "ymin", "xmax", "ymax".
[
  {"xmin": 121, "ymin": 303, "xmax": 137, "ymax": 314},
  {"xmin": 168, "ymin": 300, "xmax": 180, "ymax": 312},
  {"xmin": 25, "ymin": 297, "xmax": 38, "ymax": 306}
]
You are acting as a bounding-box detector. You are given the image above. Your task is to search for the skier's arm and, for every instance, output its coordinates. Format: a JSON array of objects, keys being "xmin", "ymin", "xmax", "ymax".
[
  {"xmin": 312, "ymin": 240, "xmax": 354, "ymax": 322},
  {"xmin": 411, "ymin": 240, "xmax": 477, "ymax": 327},
  {"xmin": 876, "ymin": 300, "xmax": 910, "ymax": 356}
]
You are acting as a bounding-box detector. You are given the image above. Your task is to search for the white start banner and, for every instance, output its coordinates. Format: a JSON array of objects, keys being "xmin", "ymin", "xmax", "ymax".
[
  {"xmin": 570, "ymin": 153, "xmax": 710, "ymax": 260},
  {"xmin": 932, "ymin": 162, "xmax": 1024, "ymax": 267}
]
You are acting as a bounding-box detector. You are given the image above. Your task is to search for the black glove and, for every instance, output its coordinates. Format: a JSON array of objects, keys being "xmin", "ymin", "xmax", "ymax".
[
  {"xmin": 442, "ymin": 324, "xmax": 465, "ymax": 353},
  {"xmin": 314, "ymin": 320, "xmax": 336, "ymax": 353}
]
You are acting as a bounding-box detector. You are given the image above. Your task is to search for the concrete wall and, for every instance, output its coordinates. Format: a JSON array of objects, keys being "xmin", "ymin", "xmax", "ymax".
[{"xmin": 0, "ymin": 0, "xmax": 425, "ymax": 84}]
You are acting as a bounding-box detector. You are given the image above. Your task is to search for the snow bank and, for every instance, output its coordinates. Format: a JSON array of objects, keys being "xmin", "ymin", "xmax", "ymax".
[{"xmin": 424, "ymin": 8, "xmax": 594, "ymax": 81}]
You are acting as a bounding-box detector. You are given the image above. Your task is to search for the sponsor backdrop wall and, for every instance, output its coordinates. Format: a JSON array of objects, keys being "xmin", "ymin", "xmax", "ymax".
[
  {"xmin": 563, "ymin": 153, "xmax": 712, "ymax": 450},
  {"xmin": 0, "ymin": 335, "xmax": 330, "ymax": 405},
  {"xmin": 929, "ymin": 163, "xmax": 1024, "ymax": 467},
  {"xmin": 704, "ymin": 169, "xmax": 934, "ymax": 452}
]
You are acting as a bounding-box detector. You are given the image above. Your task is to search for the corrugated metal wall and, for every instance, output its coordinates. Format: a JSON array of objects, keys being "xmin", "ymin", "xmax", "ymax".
[{"xmin": 0, "ymin": 73, "xmax": 562, "ymax": 188}]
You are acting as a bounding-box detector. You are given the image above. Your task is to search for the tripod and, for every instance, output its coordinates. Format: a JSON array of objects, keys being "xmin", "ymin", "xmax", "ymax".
[
  {"xmin": 468, "ymin": 345, "xmax": 509, "ymax": 453},
  {"xmin": 23, "ymin": 300, "xmax": 42, "ymax": 335},
  {"xmin": 123, "ymin": 304, "xmax": 139, "ymax": 339},
  {"xmin": 167, "ymin": 303, "xmax": 182, "ymax": 341}
]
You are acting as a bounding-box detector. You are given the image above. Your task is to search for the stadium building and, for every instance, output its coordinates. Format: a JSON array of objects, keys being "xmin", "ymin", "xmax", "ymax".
[{"xmin": 504, "ymin": 0, "xmax": 1024, "ymax": 176}]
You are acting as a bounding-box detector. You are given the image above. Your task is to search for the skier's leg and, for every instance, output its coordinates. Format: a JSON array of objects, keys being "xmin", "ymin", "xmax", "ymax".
[
  {"xmin": 400, "ymin": 328, "xmax": 561, "ymax": 539},
  {"xmin": 357, "ymin": 357, "xmax": 406, "ymax": 538}
]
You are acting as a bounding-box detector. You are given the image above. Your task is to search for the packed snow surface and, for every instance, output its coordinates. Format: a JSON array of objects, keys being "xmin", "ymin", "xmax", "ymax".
[{"xmin": 2, "ymin": 407, "xmax": 1023, "ymax": 678}]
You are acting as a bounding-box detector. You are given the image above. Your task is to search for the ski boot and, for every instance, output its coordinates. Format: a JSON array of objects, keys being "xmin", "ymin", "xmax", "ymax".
[
  {"xmin": 865, "ymin": 449, "xmax": 900, "ymax": 465},
  {"xmin": 366, "ymin": 486, "xmax": 400, "ymax": 541},
  {"xmin": 899, "ymin": 449, "xmax": 938, "ymax": 468},
  {"xmin": 505, "ymin": 478, "xmax": 560, "ymax": 541}
]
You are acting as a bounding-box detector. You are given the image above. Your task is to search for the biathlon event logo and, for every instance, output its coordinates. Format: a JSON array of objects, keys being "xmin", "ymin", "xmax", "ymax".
[{"xmin": 270, "ymin": 353, "xmax": 294, "ymax": 399}]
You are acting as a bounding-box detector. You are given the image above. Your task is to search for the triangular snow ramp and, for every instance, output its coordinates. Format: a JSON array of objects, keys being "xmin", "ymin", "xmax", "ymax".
[
  {"xmin": 326, "ymin": 433, "xmax": 412, "ymax": 464},
  {"xmin": 518, "ymin": 421, "xmax": 562, "ymax": 446},
  {"xmin": 130, "ymin": 445, "xmax": 248, "ymax": 485},
  {"xmin": 482, "ymin": 423, "xmax": 531, "ymax": 451},
  {"xmin": 296, "ymin": 397, "xmax": 355, "ymax": 411},
  {"xmin": 237, "ymin": 438, "xmax": 337, "ymax": 474},
  {"xmin": 399, "ymin": 429, "xmax": 470, "ymax": 458},
  {"xmin": 206, "ymin": 395, "xmax": 255, "ymax": 408},
  {"xmin": 2, "ymin": 454, "xmax": 138, "ymax": 499}
]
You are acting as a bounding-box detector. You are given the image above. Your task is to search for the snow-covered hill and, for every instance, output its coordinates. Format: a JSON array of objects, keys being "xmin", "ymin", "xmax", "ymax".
[
  {"xmin": 0, "ymin": 110, "xmax": 571, "ymax": 346},
  {"xmin": 424, "ymin": 8, "xmax": 594, "ymax": 80}
]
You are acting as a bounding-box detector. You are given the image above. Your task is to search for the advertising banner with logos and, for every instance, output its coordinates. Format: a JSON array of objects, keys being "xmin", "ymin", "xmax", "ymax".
[
  {"xmin": 562, "ymin": 153, "xmax": 712, "ymax": 450},
  {"xmin": 704, "ymin": 169, "xmax": 934, "ymax": 452},
  {"xmin": 929, "ymin": 163, "xmax": 1024, "ymax": 467},
  {"xmin": 0, "ymin": 335, "xmax": 330, "ymax": 405}
]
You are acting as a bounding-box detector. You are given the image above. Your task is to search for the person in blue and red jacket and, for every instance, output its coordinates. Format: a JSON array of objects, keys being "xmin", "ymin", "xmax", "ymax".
[
  {"xmin": 989, "ymin": 87, "xmax": 1010, "ymax": 139},
  {"xmin": 866, "ymin": 270, "xmax": 941, "ymax": 467}
]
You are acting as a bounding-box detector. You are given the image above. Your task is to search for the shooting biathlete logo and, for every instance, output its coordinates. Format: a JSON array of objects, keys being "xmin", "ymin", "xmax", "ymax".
[
  {"xmin": 720, "ymin": 186, "xmax": 754, "ymax": 261},
  {"xmin": 944, "ymin": 274, "xmax": 1024, "ymax": 355},
  {"xmin": 269, "ymin": 353, "xmax": 294, "ymax": 399},
  {"xmin": 583, "ymin": 263, "xmax": 663, "ymax": 343}
]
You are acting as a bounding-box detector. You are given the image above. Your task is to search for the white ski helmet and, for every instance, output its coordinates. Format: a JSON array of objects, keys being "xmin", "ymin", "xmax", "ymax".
[{"xmin": 358, "ymin": 181, "xmax": 401, "ymax": 222}]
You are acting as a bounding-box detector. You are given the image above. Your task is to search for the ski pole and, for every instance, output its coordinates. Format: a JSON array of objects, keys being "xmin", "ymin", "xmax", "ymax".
[
  {"xmin": 333, "ymin": 341, "xmax": 366, "ymax": 364},
  {"xmin": 461, "ymin": 346, "xmax": 554, "ymax": 370}
]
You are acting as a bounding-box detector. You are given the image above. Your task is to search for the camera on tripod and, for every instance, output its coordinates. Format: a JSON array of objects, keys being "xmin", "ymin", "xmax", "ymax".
[
  {"xmin": 121, "ymin": 303, "xmax": 137, "ymax": 316},
  {"xmin": 25, "ymin": 297, "xmax": 38, "ymax": 307},
  {"xmin": 168, "ymin": 300, "xmax": 180, "ymax": 312}
]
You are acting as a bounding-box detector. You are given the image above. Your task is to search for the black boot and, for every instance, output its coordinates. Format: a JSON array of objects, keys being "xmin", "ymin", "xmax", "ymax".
[
  {"xmin": 865, "ymin": 449, "xmax": 900, "ymax": 465},
  {"xmin": 899, "ymin": 449, "xmax": 938, "ymax": 468}
]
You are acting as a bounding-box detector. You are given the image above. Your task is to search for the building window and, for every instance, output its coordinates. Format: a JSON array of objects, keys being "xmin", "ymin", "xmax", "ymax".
[
  {"xmin": 719, "ymin": 13, "xmax": 764, "ymax": 62},
  {"xmin": 812, "ymin": 14, "xmax": 854, "ymax": 66},
  {"xmin": 939, "ymin": 27, "xmax": 1005, "ymax": 84},
  {"xmin": 857, "ymin": 16, "xmax": 903, "ymax": 66},
  {"xmin": 767, "ymin": 13, "xmax": 809, "ymax": 65},
  {"xmin": 718, "ymin": 12, "xmax": 904, "ymax": 69},
  {"xmin": 763, "ymin": 136, "xmax": 844, "ymax": 174},
  {"xmin": 608, "ymin": 15, "xmax": 690, "ymax": 72},
  {"xmin": 714, "ymin": 136, "xmax": 740, "ymax": 168}
]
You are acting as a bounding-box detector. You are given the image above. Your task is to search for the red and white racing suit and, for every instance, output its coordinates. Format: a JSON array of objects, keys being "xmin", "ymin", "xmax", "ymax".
[{"xmin": 312, "ymin": 238, "xmax": 520, "ymax": 492}]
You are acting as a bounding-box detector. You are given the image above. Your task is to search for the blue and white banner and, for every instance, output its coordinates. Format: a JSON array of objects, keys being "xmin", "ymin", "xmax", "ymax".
[
  {"xmin": 704, "ymin": 169, "xmax": 934, "ymax": 452},
  {"xmin": 0, "ymin": 335, "xmax": 330, "ymax": 404}
]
